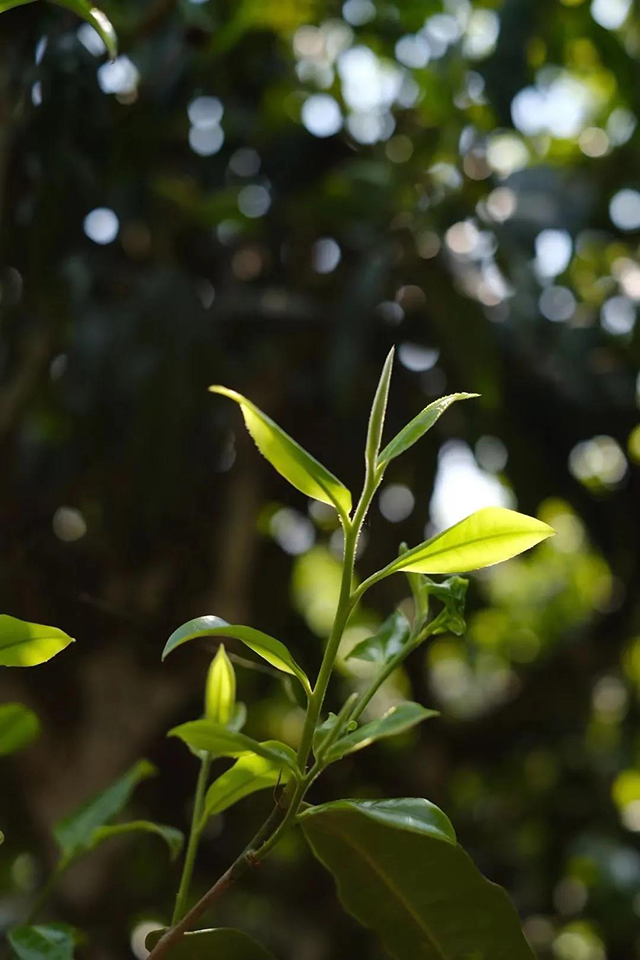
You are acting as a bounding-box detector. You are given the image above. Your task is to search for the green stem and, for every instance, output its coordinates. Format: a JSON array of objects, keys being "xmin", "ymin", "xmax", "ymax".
[{"xmin": 171, "ymin": 754, "xmax": 212, "ymax": 924}]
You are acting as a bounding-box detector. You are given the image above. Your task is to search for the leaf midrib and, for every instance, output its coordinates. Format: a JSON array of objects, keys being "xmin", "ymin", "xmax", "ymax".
[{"xmin": 393, "ymin": 527, "xmax": 540, "ymax": 571}]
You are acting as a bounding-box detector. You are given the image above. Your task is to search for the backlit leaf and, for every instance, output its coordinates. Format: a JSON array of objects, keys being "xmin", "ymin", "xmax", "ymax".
[
  {"xmin": 163, "ymin": 616, "xmax": 311, "ymax": 697},
  {"xmin": 209, "ymin": 386, "xmax": 352, "ymax": 516},
  {"xmin": 0, "ymin": 703, "xmax": 40, "ymax": 756},
  {"xmin": 346, "ymin": 610, "xmax": 410, "ymax": 665},
  {"xmin": 203, "ymin": 749, "xmax": 291, "ymax": 821},
  {"xmin": 0, "ymin": 616, "xmax": 74, "ymax": 667},
  {"xmin": 377, "ymin": 393, "xmax": 478, "ymax": 466},
  {"xmin": 366, "ymin": 347, "xmax": 395, "ymax": 468},
  {"xmin": 326, "ymin": 702, "xmax": 437, "ymax": 762},
  {"xmin": 169, "ymin": 720, "xmax": 300, "ymax": 777},
  {"xmin": 205, "ymin": 644, "xmax": 236, "ymax": 725},
  {"xmin": 382, "ymin": 507, "xmax": 554, "ymax": 577},
  {"xmin": 145, "ymin": 927, "xmax": 277, "ymax": 960},
  {"xmin": 9, "ymin": 924, "xmax": 75, "ymax": 960},
  {"xmin": 50, "ymin": 0, "xmax": 117, "ymax": 59},
  {"xmin": 300, "ymin": 798, "xmax": 535, "ymax": 960}
]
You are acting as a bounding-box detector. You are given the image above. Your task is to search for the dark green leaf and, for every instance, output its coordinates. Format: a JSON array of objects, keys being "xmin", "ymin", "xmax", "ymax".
[
  {"xmin": 209, "ymin": 386, "xmax": 352, "ymax": 517},
  {"xmin": 54, "ymin": 759, "xmax": 156, "ymax": 861},
  {"xmin": 49, "ymin": 0, "xmax": 117, "ymax": 59},
  {"xmin": 163, "ymin": 616, "xmax": 311, "ymax": 697},
  {"xmin": 326, "ymin": 702, "xmax": 437, "ymax": 762},
  {"xmin": 203, "ymin": 749, "xmax": 291, "ymax": 821},
  {"xmin": 9, "ymin": 924, "xmax": 75, "ymax": 960},
  {"xmin": 377, "ymin": 393, "xmax": 478, "ymax": 466},
  {"xmin": 300, "ymin": 799, "xmax": 535, "ymax": 960},
  {"xmin": 0, "ymin": 616, "xmax": 74, "ymax": 667},
  {"xmin": 346, "ymin": 611, "xmax": 410, "ymax": 665},
  {"xmin": 145, "ymin": 927, "xmax": 278, "ymax": 960},
  {"xmin": 169, "ymin": 720, "xmax": 300, "ymax": 777},
  {"xmin": 366, "ymin": 347, "xmax": 395, "ymax": 468},
  {"xmin": 0, "ymin": 703, "xmax": 40, "ymax": 756},
  {"xmin": 424, "ymin": 576, "xmax": 468, "ymax": 636},
  {"xmin": 87, "ymin": 820, "xmax": 184, "ymax": 860}
]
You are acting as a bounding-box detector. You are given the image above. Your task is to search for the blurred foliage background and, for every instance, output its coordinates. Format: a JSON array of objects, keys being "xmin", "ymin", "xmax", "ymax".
[{"xmin": 1, "ymin": 0, "xmax": 640, "ymax": 957}]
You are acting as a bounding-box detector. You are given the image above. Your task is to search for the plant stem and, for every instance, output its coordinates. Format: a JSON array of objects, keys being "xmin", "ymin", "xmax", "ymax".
[{"xmin": 171, "ymin": 754, "xmax": 212, "ymax": 924}]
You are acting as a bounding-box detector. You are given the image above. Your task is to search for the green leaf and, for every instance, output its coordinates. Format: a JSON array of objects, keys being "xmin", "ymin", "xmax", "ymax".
[
  {"xmin": 300, "ymin": 799, "xmax": 535, "ymax": 960},
  {"xmin": 169, "ymin": 720, "xmax": 300, "ymax": 777},
  {"xmin": 377, "ymin": 393, "xmax": 479, "ymax": 466},
  {"xmin": 0, "ymin": 703, "xmax": 40, "ymax": 756},
  {"xmin": 49, "ymin": 0, "xmax": 117, "ymax": 59},
  {"xmin": 205, "ymin": 644, "xmax": 236, "ymax": 725},
  {"xmin": 209, "ymin": 386, "xmax": 352, "ymax": 517},
  {"xmin": 326, "ymin": 702, "xmax": 437, "ymax": 762},
  {"xmin": 203, "ymin": 749, "xmax": 291, "ymax": 821},
  {"xmin": 9, "ymin": 924, "xmax": 75, "ymax": 960},
  {"xmin": 366, "ymin": 347, "xmax": 395, "ymax": 469},
  {"xmin": 382, "ymin": 507, "xmax": 555, "ymax": 577},
  {"xmin": 87, "ymin": 820, "xmax": 184, "ymax": 860},
  {"xmin": 54, "ymin": 759, "xmax": 156, "ymax": 861},
  {"xmin": 423, "ymin": 576, "xmax": 468, "ymax": 636},
  {"xmin": 145, "ymin": 927, "xmax": 278, "ymax": 960},
  {"xmin": 346, "ymin": 610, "xmax": 410, "ymax": 665},
  {"xmin": 0, "ymin": 0, "xmax": 37, "ymax": 13},
  {"xmin": 163, "ymin": 616, "xmax": 311, "ymax": 698},
  {"xmin": 0, "ymin": 616, "xmax": 74, "ymax": 667}
]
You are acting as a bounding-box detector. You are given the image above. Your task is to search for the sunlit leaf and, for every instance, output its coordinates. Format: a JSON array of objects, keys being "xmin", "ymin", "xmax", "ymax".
[
  {"xmin": 377, "ymin": 393, "xmax": 479, "ymax": 466},
  {"xmin": 326, "ymin": 702, "xmax": 437, "ymax": 762},
  {"xmin": 209, "ymin": 386, "xmax": 352, "ymax": 516},
  {"xmin": 0, "ymin": 703, "xmax": 40, "ymax": 756},
  {"xmin": 50, "ymin": 0, "xmax": 117, "ymax": 59},
  {"xmin": 300, "ymin": 798, "xmax": 535, "ymax": 960},
  {"xmin": 9, "ymin": 924, "xmax": 76, "ymax": 960},
  {"xmin": 346, "ymin": 610, "xmax": 410, "ymax": 665},
  {"xmin": 366, "ymin": 347, "xmax": 395, "ymax": 468},
  {"xmin": 145, "ymin": 927, "xmax": 277, "ymax": 960},
  {"xmin": 169, "ymin": 720, "xmax": 300, "ymax": 777},
  {"xmin": 163, "ymin": 616, "xmax": 311, "ymax": 697},
  {"xmin": 0, "ymin": 615, "xmax": 74, "ymax": 667},
  {"xmin": 382, "ymin": 508, "xmax": 555, "ymax": 577},
  {"xmin": 205, "ymin": 644, "xmax": 236, "ymax": 725},
  {"xmin": 203, "ymin": 749, "xmax": 291, "ymax": 822},
  {"xmin": 54, "ymin": 759, "xmax": 156, "ymax": 861},
  {"xmin": 87, "ymin": 820, "xmax": 184, "ymax": 860}
]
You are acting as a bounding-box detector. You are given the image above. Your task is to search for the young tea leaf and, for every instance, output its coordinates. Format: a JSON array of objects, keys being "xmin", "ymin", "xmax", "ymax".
[
  {"xmin": 0, "ymin": 702, "xmax": 40, "ymax": 756},
  {"xmin": 209, "ymin": 386, "xmax": 352, "ymax": 517},
  {"xmin": 366, "ymin": 347, "xmax": 395, "ymax": 469},
  {"xmin": 326, "ymin": 702, "xmax": 437, "ymax": 762},
  {"xmin": 203, "ymin": 749, "xmax": 291, "ymax": 821},
  {"xmin": 346, "ymin": 610, "xmax": 410, "ymax": 665},
  {"xmin": 169, "ymin": 720, "xmax": 300, "ymax": 777},
  {"xmin": 0, "ymin": 615, "xmax": 74, "ymax": 667},
  {"xmin": 54, "ymin": 759, "xmax": 156, "ymax": 861},
  {"xmin": 163, "ymin": 616, "xmax": 311, "ymax": 697},
  {"xmin": 300, "ymin": 798, "xmax": 535, "ymax": 960},
  {"xmin": 382, "ymin": 507, "xmax": 555, "ymax": 577},
  {"xmin": 88, "ymin": 821, "xmax": 184, "ymax": 860},
  {"xmin": 205, "ymin": 644, "xmax": 236, "ymax": 725},
  {"xmin": 145, "ymin": 927, "xmax": 278, "ymax": 960},
  {"xmin": 50, "ymin": 0, "xmax": 117, "ymax": 59},
  {"xmin": 422, "ymin": 576, "xmax": 468, "ymax": 636},
  {"xmin": 9, "ymin": 924, "xmax": 76, "ymax": 960},
  {"xmin": 377, "ymin": 393, "xmax": 479, "ymax": 466}
]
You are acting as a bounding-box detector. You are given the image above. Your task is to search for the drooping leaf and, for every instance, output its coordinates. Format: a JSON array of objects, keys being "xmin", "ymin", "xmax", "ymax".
[
  {"xmin": 50, "ymin": 0, "xmax": 117, "ymax": 59},
  {"xmin": 205, "ymin": 644, "xmax": 236, "ymax": 725},
  {"xmin": 326, "ymin": 702, "xmax": 438, "ymax": 762},
  {"xmin": 203, "ymin": 749, "xmax": 291, "ymax": 821},
  {"xmin": 366, "ymin": 347, "xmax": 395, "ymax": 468},
  {"xmin": 145, "ymin": 927, "xmax": 278, "ymax": 960},
  {"xmin": 209, "ymin": 386, "xmax": 352, "ymax": 516},
  {"xmin": 169, "ymin": 720, "xmax": 300, "ymax": 777},
  {"xmin": 0, "ymin": 703, "xmax": 40, "ymax": 756},
  {"xmin": 423, "ymin": 576, "xmax": 468, "ymax": 636},
  {"xmin": 300, "ymin": 799, "xmax": 535, "ymax": 960},
  {"xmin": 381, "ymin": 508, "xmax": 555, "ymax": 577},
  {"xmin": 54, "ymin": 759, "xmax": 156, "ymax": 861},
  {"xmin": 163, "ymin": 617, "xmax": 311, "ymax": 697},
  {"xmin": 346, "ymin": 610, "xmax": 410, "ymax": 665},
  {"xmin": 0, "ymin": 616, "xmax": 74, "ymax": 667},
  {"xmin": 9, "ymin": 924, "xmax": 76, "ymax": 960},
  {"xmin": 377, "ymin": 393, "xmax": 479, "ymax": 466},
  {"xmin": 87, "ymin": 820, "xmax": 184, "ymax": 860}
]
